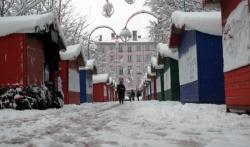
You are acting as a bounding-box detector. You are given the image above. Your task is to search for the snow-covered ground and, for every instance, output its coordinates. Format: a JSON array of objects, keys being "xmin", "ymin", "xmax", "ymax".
[{"xmin": 0, "ymin": 101, "xmax": 250, "ymax": 147}]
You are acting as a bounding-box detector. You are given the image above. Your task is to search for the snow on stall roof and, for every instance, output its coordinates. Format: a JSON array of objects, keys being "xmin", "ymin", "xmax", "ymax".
[
  {"xmin": 86, "ymin": 59, "xmax": 95, "ymax": 70},
  {"xmin": 171, "ymin": 11, "xmax": 222, "ymax": 36},
  {"xmin": 60, "ymin": 44, "xmax": 81, "ymax": 60},
  {"xmin": 151, "ymin": 56, "xmax": 158, "ymax": 68},
  {"xmin": 0, "ymin": 12, "xmax": 54, "ymax": 36},
  {"xmin": 147, "ymin": 66, "xmax": 155, "ymax": 76},
  {"xmin": 157, "ymin": 43, "xmax": 179, "ymax": 60},
  {"xmin": 93, "ymin": 74, "xmax": 109, "ymax": 84}
]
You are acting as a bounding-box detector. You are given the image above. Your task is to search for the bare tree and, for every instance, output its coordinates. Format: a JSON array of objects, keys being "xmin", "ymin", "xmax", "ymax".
[{"xmin": 56, "ymin": 0, "xmax": 89, "ymax": 45}]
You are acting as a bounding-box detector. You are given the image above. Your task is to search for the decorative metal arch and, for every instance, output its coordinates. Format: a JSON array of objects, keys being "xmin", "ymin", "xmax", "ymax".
[
  {"xmin": 87, "ymin": 25, "xmax": 117, "ymax": 59},
  {"xmin": 124, "ymin": 10, "xmax": 160, "ymax": 29}
]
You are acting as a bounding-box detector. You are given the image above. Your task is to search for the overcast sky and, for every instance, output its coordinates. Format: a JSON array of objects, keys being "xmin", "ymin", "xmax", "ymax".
[{"xmin": 71, "ymin": 0, "xmax": 156, "ymax": 40}]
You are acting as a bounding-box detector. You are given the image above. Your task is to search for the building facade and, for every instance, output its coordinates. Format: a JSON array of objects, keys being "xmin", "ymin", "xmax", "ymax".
[{"xmin": 94, "ymin": 35, "xmax": 157, "ymax": 91}]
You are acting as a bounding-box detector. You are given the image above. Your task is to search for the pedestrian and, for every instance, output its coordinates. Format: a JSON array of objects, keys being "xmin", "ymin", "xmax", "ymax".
[
  {"xmin": 117, "ymin": 79, "xmax": 126, "ymax": 104},
  {"xmin": 131, "ymin": 90, "xmax": 135, "ymax": 101},
  {"xmin": 136, "ymin": 90, "xmax": 141, "ymax": 101}
]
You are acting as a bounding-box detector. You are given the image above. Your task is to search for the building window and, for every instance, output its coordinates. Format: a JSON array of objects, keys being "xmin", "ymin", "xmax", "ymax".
[
  {"xmin": 128, "ymin": 55, "xmax": 132, "ymax": 62},
  {"xmin": 110, "ymin": 55, "xmax": 114, "ymax": 62},
  {"xmin": 137, "ymin": 44, "xmax": 141, "ymax": 51},
  {"xmin": 145, "ymin": 44, "xmax": 150, "ymax": 51},
  {"xmin": 128, "ymin": 66, "xmax": 132, "ymax": 74},
  {"xmin": 146, "ymin": 54, "xmax": 150, "ymax": 62},
  {"xmin": 136, "ymin": 55, "xmax": 141, "ymax": 62},
  {"xmin": 119, "ymin": 45, "xmax": 123, "ymax": 52},
  {"xmin": 119, "ymin": 66, "xmax": 123, "ymax": 75},
  {"xmin": 128, "ymin": 45, "xmax": 132, "ymax": 52},
  {"xmin": 110, "ymin": 45, "xmax": 115, "ymax": 50}
]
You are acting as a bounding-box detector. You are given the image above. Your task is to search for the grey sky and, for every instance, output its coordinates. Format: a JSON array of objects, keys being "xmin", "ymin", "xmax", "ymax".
[{"xmin": 71, "ymin": 0, "xmax": 157, "ymax": 40}]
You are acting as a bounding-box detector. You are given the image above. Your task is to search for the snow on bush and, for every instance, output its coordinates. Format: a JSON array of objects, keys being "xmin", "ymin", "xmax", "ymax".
[
  {"xmin": 223, "ymin": 1, "xmax": 250, "ymax": 72},
  {"xmin": 0, "ymin": 85, "xmax": 63, "ymax": 110}
]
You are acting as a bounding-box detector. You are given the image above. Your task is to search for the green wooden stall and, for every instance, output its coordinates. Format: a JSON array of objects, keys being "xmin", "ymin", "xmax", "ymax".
[{"xmin": 156, "ymin": 43, "xmax": 180, "ymax": 101}]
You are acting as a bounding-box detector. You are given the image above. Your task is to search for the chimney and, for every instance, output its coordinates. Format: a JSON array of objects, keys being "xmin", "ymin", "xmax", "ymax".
[
  {"xmin": 132, "ymin": 30, "xmax": 137, "ymax": 41},
  {"xmin": 99, "ymin": 35, "xmax": 102, "ymax": 42},
  {"xmin": 111, "ymin": 33, "xmax": 116, "ymax": 40}
]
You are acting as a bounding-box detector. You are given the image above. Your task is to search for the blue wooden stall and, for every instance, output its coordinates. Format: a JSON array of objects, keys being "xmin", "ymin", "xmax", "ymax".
[
  {"xmin": 169, "ymin": 11, "xmax": 225, "ymax": 104},
  {"xmin": 177, "ymin": 30, "xmax": 225, "ymax": 104},
  {"xmin": 79, "ymin": 67, "xmax": 93, "ymax": 103}
]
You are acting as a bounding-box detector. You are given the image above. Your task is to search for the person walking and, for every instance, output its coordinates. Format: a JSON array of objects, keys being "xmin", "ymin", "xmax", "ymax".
[
  {"xmin": 131, "ymin": 90, "xmax": 135, "ymax": 101},
  {"xmin": 136, "ymin": 90, "xmax": 141, "ymax": 101},
  {"xmin": 117, "ymin": 80, "xmax": 126, "ymax": 104}
]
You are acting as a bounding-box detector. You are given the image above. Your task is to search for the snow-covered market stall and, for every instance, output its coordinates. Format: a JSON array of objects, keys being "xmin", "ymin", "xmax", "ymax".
[
  {"xmin": 169, "ymin": 11, "xmax": 225, "ymax": 104},
  {"xmin": 156, "ymin": 43, "xmax": 180, "ymax": 101},
  {"xmin": 0, "ymin": 12, "xmax": 66, "ymax": 110},
  {"xmin": 92, "ymin": 73, "xmax": 110, "ymax": 102},
  {"xmin": 79, "ymin": 59, "xmax": 97, "ymax": 103},
  {"xmin": 148, "ymin": 57, "xmax": 157, "ymax": 100},
  {"xmin": 60, "ymin": 44, "xmax": 86, "ymax": 105},
  {"xmin": 220, "ymin": 0, "xmax": 250, "ymax": 113}
]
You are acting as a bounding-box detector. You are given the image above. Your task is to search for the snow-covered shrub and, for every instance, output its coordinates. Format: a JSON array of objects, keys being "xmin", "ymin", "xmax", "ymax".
[{"xmin": 0, "ymin": 85, "xmax": 64, "ymax": 110}]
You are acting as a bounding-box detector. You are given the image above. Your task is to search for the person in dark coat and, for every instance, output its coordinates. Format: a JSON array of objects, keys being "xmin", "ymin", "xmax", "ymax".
[
  {"xmin": 136, "ymin": 90, "xmax": 141, "ymax": 101},
  {"xmin": 131, "ymin": 90, "xmax": 135, "ymax": 101},
  {"xmin": 117, "ymin": 80, "xmax": 126, "ymax": 104}
]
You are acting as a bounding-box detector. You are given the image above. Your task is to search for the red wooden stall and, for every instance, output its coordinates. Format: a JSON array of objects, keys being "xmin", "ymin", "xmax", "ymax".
[
  {"xmin": 220, "ymin": 0, "xmax": 250, "ymax": 113},
  {"xmin": 92, "ymin": 74, "xmax": 109, "ymax": 102},
  {"xmin": 60, "ymin": 44, "xmax": 85, "ymax": 105},
  {"xmin": 0, "ymin": 13, "xmax": 65, "ymax": 96}
]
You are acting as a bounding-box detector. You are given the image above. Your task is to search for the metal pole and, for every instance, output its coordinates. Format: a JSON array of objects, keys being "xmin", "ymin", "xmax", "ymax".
[
  {"xmin": 183, "ymin": 0, "xmax": 186, "ymax": 12},
  {"xmin": 87, "ymin": 25, "xmax": 118, "ymax": 60},
  {"xmin": 58, "ymin": 0, "xmax": 62, "ymax": 23}
]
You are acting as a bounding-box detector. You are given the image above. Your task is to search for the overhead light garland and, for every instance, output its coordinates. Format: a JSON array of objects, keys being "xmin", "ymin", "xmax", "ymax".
[
  {"xmin": 102, "ymin": 0, "xmax": 114, "ymax": 18},
  {"xmin": 125, "ymin": 0, "xmax": 135, "ymax": 5}
]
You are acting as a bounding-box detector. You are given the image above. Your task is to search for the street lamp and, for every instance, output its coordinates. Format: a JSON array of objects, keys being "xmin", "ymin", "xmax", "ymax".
[
  {"xmin": 102, "ymin": 0, "xmax": 114, "ymax": 18},
  {"xmin": 119, "ymin": 27, "xmax": 131, "ymax": 42},
  {"xmin": 87, "ymin": 25, "xmax": 117, "ymax": 59},
  {"xmin": 120, "ymin": 10, "xmax": 161, "ymax": 42}
]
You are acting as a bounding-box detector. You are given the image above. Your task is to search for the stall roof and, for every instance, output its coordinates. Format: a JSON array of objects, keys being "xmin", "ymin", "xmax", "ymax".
[
  {"xmin": 157, "ymin": 43, "xmax": 178, "ymax": 60},
  {"xmin": 60, "ymin": 44, "xmax": 84, "ymax": 61},
  {"xmin": 0, "ymin": 12, "xmax": 66, "ymax": 48},
  {"xmin": 171, "ymin": 11, "xmax": 222, "ymax": 36},
  {"xmin": 150, "ymin": 57, "xmax": 158, "ymax": 68},
  {"xmin": 93, "ymin": 74, "xmax": 109, "ymax": 84}
]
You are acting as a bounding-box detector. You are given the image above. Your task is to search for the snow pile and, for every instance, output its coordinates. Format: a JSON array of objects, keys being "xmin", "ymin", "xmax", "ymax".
[
  {"xmin": 223, "ymin": 1, "xmax": 250, "ymax": 72},
  {"xmin": 157, "ymin": 43, "xmax": 179, "ymax": 60},
  {"xmin": 150, "ymin": 56, "xmax": 158, "ymax": 67},
  {"xmin": 0, "ymin": 101, "xmax": 250, "ymax": 147},
  {"xmin": 93, "ymin": 73, "xmax": 109, "ymax": 84},
  {"xmin": 60, "ymin": 44, "xmax": 82, "ymax": 60},
  {"xmin": 171, "ymin": 11, "xmax": 222, "ymax": 36}
]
